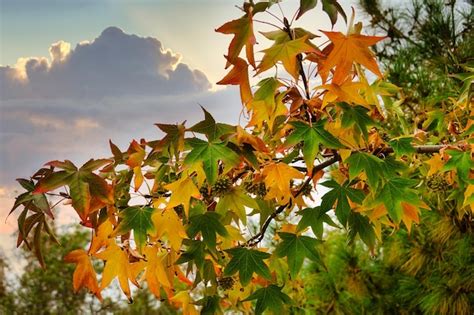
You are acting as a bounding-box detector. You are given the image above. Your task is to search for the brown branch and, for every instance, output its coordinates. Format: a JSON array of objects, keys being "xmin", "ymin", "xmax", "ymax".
[
  {"xmin": 245, "ymin": 144, "xmax": 456, "ymax": 247},
  {"xmin": 283, "ymin": 17, "xmax": 311, "ymax": 100}
]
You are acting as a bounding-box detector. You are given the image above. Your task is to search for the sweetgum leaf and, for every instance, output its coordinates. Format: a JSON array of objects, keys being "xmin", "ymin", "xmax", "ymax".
[
  {"xmin": 115, "ymin": 206, "xmax": 156, "ymax": 252},
  {"xmin": 243, "ymin": 285, "xmax": 292, "ymax": 315},
  {"xmin": 274, "ymin": 232, "xmax": 324, "ymax": 277},
  {"xmin": 224, "ymin": 247, "xmax": 271, "ymax": 285}
]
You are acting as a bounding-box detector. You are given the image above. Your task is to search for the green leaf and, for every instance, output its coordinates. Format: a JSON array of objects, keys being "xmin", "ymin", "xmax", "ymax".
[
  {"xmin": 296, "ymin": 0, "xmax": 318, "ymax": 20},
  {"xmin": 345, "ymin": 152, "xmax": 384, "ymax": 188},
  {"xmin": 184, "ymin": 138, "xmax": 240, "ymax": 185},
  {"xmin": 224, "ymin": 247, "xmax": 271, "ymax": 285},
  {"xmin": 322, "ymin": 0, "xmax": 347, "ymax": 27},
  {"xmin": 274, "ymin": 232, "xmax": 323, "ymax": 277},
  {"xmin": 375, "ymin": 177, "xmax": 420, "ymax": 223},
  {"xmin": 115, "ymin": 206, "xmax": 156, "ymax": 251},
  {"xmin": 175, "ymin": 239, "xmax": 206, "ymax": 269},
  {"xmin": 340, "ymin": 104, "xmax": 374, "ymax": 140},
  {"xmin": 389, "ymin": 136, "xmax": 416, "ymax": 157},
  {"xmin": 347, "ymin": 213, "xmax": 376, "ymax": 250},
  {"xmin": 216, "ymin": 187, "xmax": 258, "ymax": 224},
  {"xmin": 189, "ymin": 107, "xmax": 235, "ymax": 141},
  {"xmin": 320, "ymin": 180, "xmax": 365, "ymax": 226},
  {"xmin": 243, "ymin": 285, "xmax": 292, "ymax": 315},
  {"xmin": 33, "ymin": 171, "xmax": 73, "ymax": 193},
  {"xmin": 286, "ymin": 120, "xmax": 343, "ymax": 173},
  {"xmin": 187, "ymin": 212, "xmax": 228, "ymax": 248},
  {"xmin": 297, "ymin": 206, "xmax": 339, "ymax": 238},
  {"xmin": 444, "ymin": 150, "xmax": 474, "ymax": 182}
]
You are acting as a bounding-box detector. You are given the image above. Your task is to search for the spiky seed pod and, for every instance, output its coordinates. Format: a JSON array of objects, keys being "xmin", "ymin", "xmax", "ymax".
[
  {"xmin": 212, "ymin": 177, "xmax": 231, "ymax": 197},
  {"xmin": 199, "ymin": 185, "xmax": 211, "ymax": 200},
  {"xmin": 244, "ymin": 181, "xmax": 267, "ymax": 198},
  {"xmin": 426, "ymin": 174, "xmax": 450, "ymax": 192},
  {"xmin": 217, "ymin": 277, "xmax": 235, "ymax": 290},
  {"xmin": 299, "ymin": 181, "xmax": 313, "ymax": 196}
]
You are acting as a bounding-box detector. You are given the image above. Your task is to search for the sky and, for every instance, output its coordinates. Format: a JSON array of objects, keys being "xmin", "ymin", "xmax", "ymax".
[{"xmin": 0, "ymin": 0, "xmax": 367, "ymax": 264}]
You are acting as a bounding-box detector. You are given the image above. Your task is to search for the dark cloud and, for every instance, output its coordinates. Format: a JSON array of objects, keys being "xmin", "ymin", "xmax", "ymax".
[{"xmin": 0, "ymin": 27, "xmax": 211, "ymax": 100}]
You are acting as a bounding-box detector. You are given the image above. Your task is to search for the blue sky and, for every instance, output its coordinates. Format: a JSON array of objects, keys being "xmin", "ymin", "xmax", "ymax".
[{"xmin": 0, "ymin": 0, "xmax": 364, "ymax": 258}]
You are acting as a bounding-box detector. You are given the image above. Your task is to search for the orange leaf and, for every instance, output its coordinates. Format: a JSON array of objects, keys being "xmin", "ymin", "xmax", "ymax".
[
  {"xmin": 64, "ymin": 249, "xmax": 102, "ymax": 300},
  {"xmin": 319, "ymin": 31, "xmax": 385, "ymax": 84},
  {"xmin": 262, "ymin": 162, "xmax": 304, "ymax": 204},
  {"xmin": 217, "ymin": 57, "xmax": 252, "ymax": 104},
  {"xmin": 216, "ymin": 15, "xmax": 256, "ymax": 69}
]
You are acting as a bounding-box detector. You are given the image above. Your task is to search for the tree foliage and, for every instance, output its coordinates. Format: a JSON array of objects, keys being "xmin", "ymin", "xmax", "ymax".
[{"xmin": 8, "ymin": 0, "xmax": 473, "ymax": 314}]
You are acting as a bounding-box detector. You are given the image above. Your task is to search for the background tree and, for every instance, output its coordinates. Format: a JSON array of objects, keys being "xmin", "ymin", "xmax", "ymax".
[
  {"xmin": 7, "ymin": 0, "xmax": 473, "ymax": 314},
  {"xmin": 296, "ymin": 1, "xmax": 474, "ymax": 314}
]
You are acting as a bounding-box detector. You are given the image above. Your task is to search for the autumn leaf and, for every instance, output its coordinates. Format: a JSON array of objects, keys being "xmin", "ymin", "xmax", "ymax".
[
  {"xmin": 224, "ymin": 247, "xmax": 271, "ymax": 285},
  {"xmin": 425, "ymin": 153, "xmax": 445, "ymax": 176},
  {"xmin": 187, "ymin": 212, "xmax": 228, "ymax": 248},
  {"xmin": 274, "ymin": 232, "xmax": 323, "ymax": 278},
  {"xmin": 318, "ymin": 31, "xmax": 385, "ymax": 84},
  {"xmin": 242, "ymin": 285, "xmax": 292, "ymax": 315},
  {"xmin": 216, "ymin": 187, "xmax": 259, "ymax": 224},
  {"xmin": 94, "ymin": 242, "xmax": 140, "ymax": 301},
  {"xmin": 256, "ymin": 35, "xmax": 318, "ymax": 80},
  {"xmin": 284, "ymin": 120, "xmax": 343, "ymax": 174},
  {"xmin": 317, "ymin": 81, "xmax": 369, "ymax": 109},
  {"xmin": 151, "ymin": 209, "xmax": 187, "ymax": 251},
  {"xmin": 217, "ymin": 57, "xmax": 252, "ymax": 104},
  {"xmin": 114, "ymin": 206, "xmax": 156, "ymax": 252},
  {"xmin": 170, "ymin": 291, "xmax": 199, "ymax": 315},
  {"xmin": 139, "ymin": 245, "xmax": 172, "ymax": 298},
  {"xmin": 346, "ymin": 152, "xmax": 385, "ymax": 188},
  {"xmin": 262, "ymin": 162, "xmax": 304, "ymax": 204},
  {"xmin": 89, "ymin": 220, "xmax": 114, "ymax": 254},
  {"xmin": 64, "ymin": 249, "xmax": 102, "ymax": 300},
  {"xmin": 164, "ymin": 174, "xmax": 201, "ymax": 217},
  {"xmin": 216, "ymin": 14, "xmax": 256, "ymax": 68},
  {"xmin": 184, "ymin": 138, "xmax": 240, "ymax": 185}
]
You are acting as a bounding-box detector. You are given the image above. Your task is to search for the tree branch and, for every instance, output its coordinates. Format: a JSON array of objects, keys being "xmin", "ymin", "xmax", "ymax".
[{"xmin": 245, "ymin": 144, "xmax": 456, "ymax": 247}]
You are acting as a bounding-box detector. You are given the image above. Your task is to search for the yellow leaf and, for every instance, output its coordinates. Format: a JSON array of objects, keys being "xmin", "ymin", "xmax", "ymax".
[
  {"xmin": 221, "ymin": 225, "xmax": 246, "ymax": 250},
  {"xmin": 170, "ymin": 291, "xmax": 199, "ymax": 315},
  {"xmin": 89, "ymin": 220, "xmax": 114, "ymax": 254},
  {"xmin": 140, "ymin": 245, "xmax": 172, "ymax": 298},
  {"xmin": 425, "ymin": 154, "xmax": 444, "ymax": 176},
  {"xmin": 151, "ymin": 209, "xmax": 187, "ymax": 251},
  {"xmin": 164, "ymin": 175, "xmax": 201, "ymax": 217},
  {"xmin": 262, "ymin": 162, "xmax": 304, "ymax": 204},
  {"xmin": 319, "ymin": 31, "xmax": 385, "ymax": 84},
  {"xmin": 133, "ymin": 166, "xmax": 144, "ymax": 192},
  {"xmin": 64, "ymin": 249, "xmax": 102, "ymax": 301},
  {"xmin": 256, "ymin": 35, "xmax": 318, "ymax": 79},
  {"xmin": 317, "ymin": 81, "xmax": 368, "ymax": 109},
  {"xmin": 94, "ymin": 242, "xmax": 139, "ymax": 300}
]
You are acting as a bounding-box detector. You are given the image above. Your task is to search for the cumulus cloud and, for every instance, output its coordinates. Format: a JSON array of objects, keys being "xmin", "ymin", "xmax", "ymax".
[{"xmin": 0, "ymin": 26, "xmax": 211, "ymax": 100}]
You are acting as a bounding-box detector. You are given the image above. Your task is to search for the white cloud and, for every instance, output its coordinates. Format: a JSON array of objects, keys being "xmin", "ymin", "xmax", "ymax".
[{"xmin": 0, "ymin": 26, "xmax": 211, "ymax": 100}]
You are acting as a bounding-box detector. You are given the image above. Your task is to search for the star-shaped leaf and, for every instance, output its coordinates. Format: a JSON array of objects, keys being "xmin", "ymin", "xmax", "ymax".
[
  {"xmin": 216, "ymin": 15, "xmax": 256, "ymax": 68},
  {"xmin": 261, "ymin": 162, "xmax": 304, "ymax": 204},
  {"xmin": 319, "ymin": 31, "xmax": 385, "ymax": 84},
  {"xmin": 188, "ymin": 107, "xmax": 235, "ymax": 141},
  {"xmin": 345, "ymin": 152, "xmax": 384, "ymax": 188},
  {"xmin": 340, "ymin": 103, "xmax": 375, "ymax": 140},
  {"xmin": 242, "ymin": 285, "xmax": 292, "ymax": 315},
  {"xmin": 115, "ymin": 206, "xmax": 156, "ymax": 252},
  {"xmin": 94, "ymin": 242, "xmax": 140, "ymax": 301},
  {"xmin": 256, "ymin": 35, "xmax": 318, "ymax": 79},
  {"xmin": 443, "ymin": 149, "xmax": 474, "ymax": 182},
  {"xmin": 64, "ymin": 249, "xmax": 102, "ymax": 300},
  {"xmin": 151, "ymin": 209, "xmax": 187, "ymax": 251},
  {"xmin": 320, "ymin": 180, "xmax": 365, "ymax": 226},
  {"xmin": 187, "ymin": 212, "xmax": 228, "ymax": 248},
  {"xmin": 184, "ymin": 138, "xmax": 240, "ymax": 185},
  {"xmin": 217, "ymin": 57, "xmax": 252, "ymax": 104},
  {"xmin": 164, "ymin": 175, "xmax": 201, "ymax": 217},
  {"xmin": 296, "ymin": 206, "xmax": 339, "ymax": 238},
  {"xmin": 216, "ymin": 187, "xmax": 258, "ymax": 225},
  {"xmin": 274, "ymin": 232, "xmax": 323, "ymax": 277},
  {"xmin": 224, "ymin": 247, "xmax": 271, "ymax": 285},
  {"xmin": 285, "ymin": 120, "xmax": 344, "ymax": 174},
  {"xmin": 389, "ymin": 136, "xmax": 416, "ymax": 157}
]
